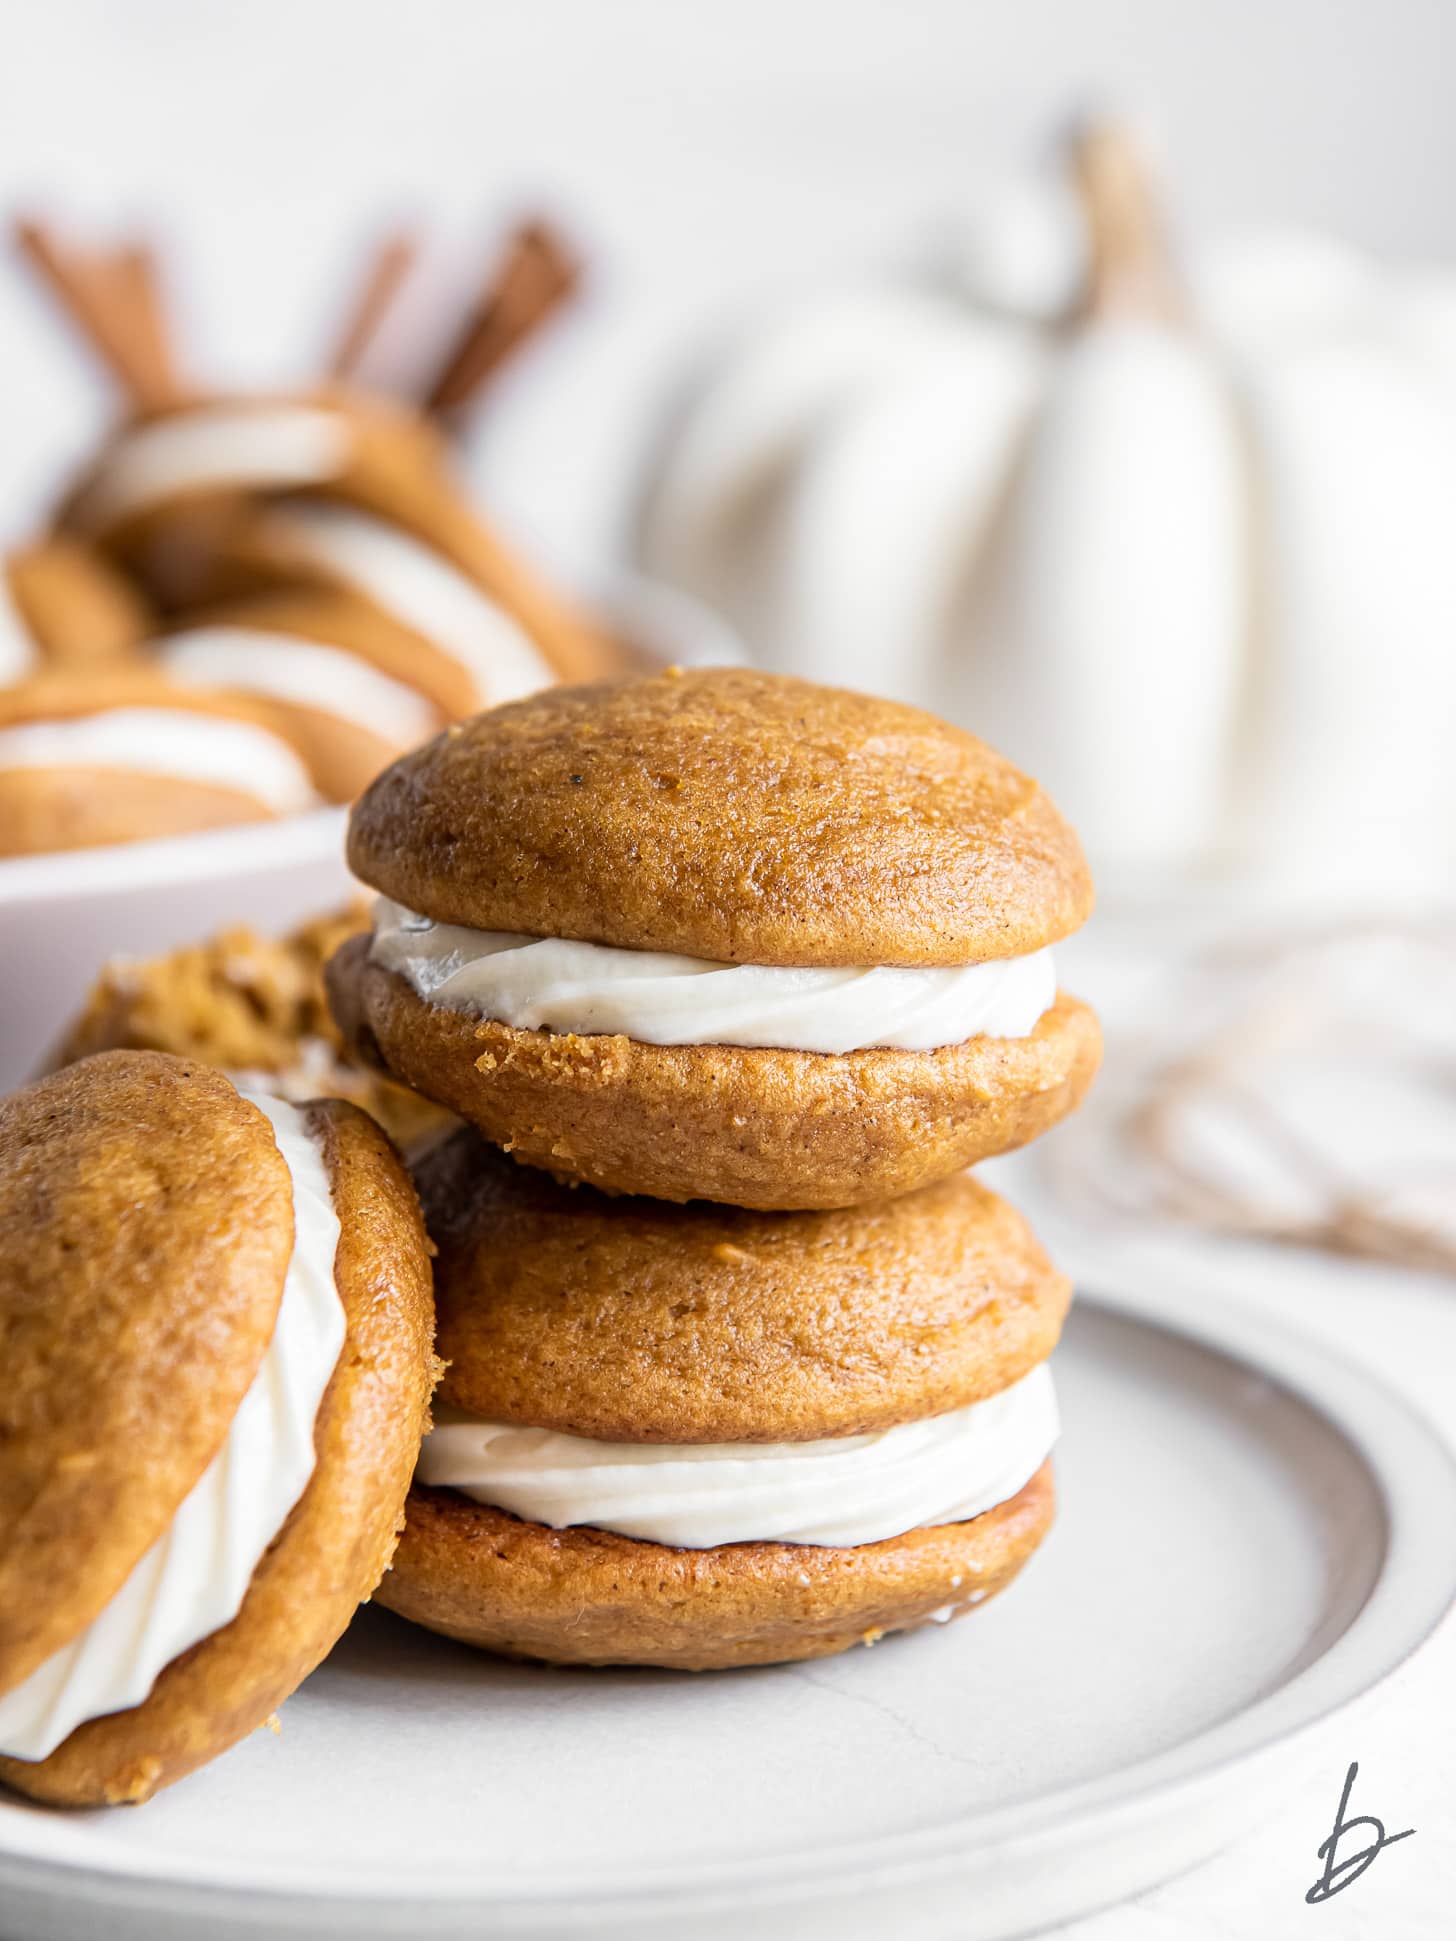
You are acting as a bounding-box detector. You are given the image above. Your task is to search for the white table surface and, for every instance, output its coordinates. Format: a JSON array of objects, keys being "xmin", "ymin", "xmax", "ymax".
[{"xmin": 992, "ymin": 905, "xmax": 1456, "ymax": 1940}]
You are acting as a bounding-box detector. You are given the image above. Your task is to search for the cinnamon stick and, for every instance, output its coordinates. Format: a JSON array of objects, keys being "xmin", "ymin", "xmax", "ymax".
[
  {"xmin": 107, "ymin": 242, "xmax": 178, "ymax": 406},
  {"xmin": 15, "ymin": 219, "xmax": 180, "ymax": 408},
  {"xmin": 423, "ymin": 218, "xmax": 581, "ymax": 416},
  {"xmin": 330, "ymin": 229, "xmax": 419, "ymax": 380}
]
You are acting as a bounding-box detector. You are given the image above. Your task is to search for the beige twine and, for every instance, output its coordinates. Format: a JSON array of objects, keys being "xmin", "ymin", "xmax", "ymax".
[{"xmin": 1051, "ymin": 919, "xmax": 1456, "ymax": 1279}]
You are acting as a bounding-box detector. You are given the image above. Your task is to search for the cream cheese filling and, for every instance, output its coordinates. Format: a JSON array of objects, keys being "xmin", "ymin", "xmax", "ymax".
[
  {"xmin": 264, "ymin": 502, "xmax": 554, "ymax": 709},
  {"xmin": 0, "ymin": 708, "xmax": 319, "ymax": 814},
  {"xmin": 159, "ymin": 627, "xmax": 442, "ymax": 749},
  {"xmin": 417, "ymin": 1365, "xmax": 1058, "ymax": 1550},
  {"xmin": 369, "ymin": 898, "xmax": 1056, "ymax": 1054},
  {"xmin": 71, "ymin": 406, "xmax": 355, "ymax": 532}
]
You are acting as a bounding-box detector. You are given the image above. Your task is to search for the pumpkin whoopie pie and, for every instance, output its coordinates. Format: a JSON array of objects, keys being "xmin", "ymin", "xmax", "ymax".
[
  {"xmin": 154, "ymin": 566, "xmax": 555, "ymax": 802},
  {"xmin": 47, "ymin": 904, "xmax": 453, "ymax": 1157},
  {"xmin": 0, "ymin": 668, "xmax": 319, "ymax": 856},
  {"xmin": 61, "ymin": 389, "xmax": 614, "ymax": 682},
  {"xmin": 380, "ymin": 1132, "xmax": 1065, "ymax": 1669},
  {"xmin": 328, "ymin": 668, "xmax": 1101, "ymax": 1209},
  {"xmin": 0, "ymin": 1050, "xmax": 436, "ymax": 1805}
]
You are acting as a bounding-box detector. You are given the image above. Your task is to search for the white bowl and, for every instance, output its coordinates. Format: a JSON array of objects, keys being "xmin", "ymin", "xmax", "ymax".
[
  {"xmin": 0, "ymin": 809, "xmax": 354, "ymax": 1091},
  {"xmin": 0, "ymin": 572, "xmax": 744, "ymax": 1093}
]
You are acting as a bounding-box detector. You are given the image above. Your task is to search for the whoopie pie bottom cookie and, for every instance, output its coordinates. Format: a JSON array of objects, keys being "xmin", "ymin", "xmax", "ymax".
[
  {"xmin": 0, "ymin": 1052, "xmax": 436, "ymax": 1805},
  {"xmin": 375, "ymin": 1132, "xmax": 1067, "ymax": 1669},
  {"xmin": 384, "ymin": 1468, "xmax": 1055, "ymax": 1671}
]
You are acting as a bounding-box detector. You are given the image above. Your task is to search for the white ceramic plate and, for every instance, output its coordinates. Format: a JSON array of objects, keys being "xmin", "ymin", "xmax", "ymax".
[{"xmin": 3, "ymin": 1283, "xmax": 1453, "ymax": 1941}]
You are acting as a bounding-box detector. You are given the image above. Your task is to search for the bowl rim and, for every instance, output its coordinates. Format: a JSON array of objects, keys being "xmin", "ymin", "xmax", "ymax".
[{"xmin": 0, "ymin": 804, "xmax": 350, "ymax": 907}]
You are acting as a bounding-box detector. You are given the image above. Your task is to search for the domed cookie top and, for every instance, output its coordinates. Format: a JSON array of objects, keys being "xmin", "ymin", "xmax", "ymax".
[
  {"xmin": 0, "ymin": 1053, "xmax": 294, "ymax": 1687},
  {"xmin": 347, "ymin": 668, "xmax": 1093, "ymax": 967},
  {"xmin": 418, "ymin": 1131, "xmax": 1071, "ymax": 1442}
]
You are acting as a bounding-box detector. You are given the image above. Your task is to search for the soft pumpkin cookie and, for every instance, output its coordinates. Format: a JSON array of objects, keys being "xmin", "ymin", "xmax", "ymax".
[
  {"xmin": 329, "ymin": 667, "xmax": 1101, "ymax": 1208},
  {"xmin": 391, "ymin": 1469, "xmax": 1054, "ymax": 1672},
  {"xmin": 0, "ymin": 1051, "xmax": 436, "ymax": 1807},
  {"xmin": 378, "ymin": 1130, "xmax": 1064, "ymax": 1669},
  {"xmin": 2, "ymin": 537, "xmax": 151, "ymax": 678},
  {"xmin": 417, "ymin": 1131, "xmax": 1070, "ymax": 1442}
]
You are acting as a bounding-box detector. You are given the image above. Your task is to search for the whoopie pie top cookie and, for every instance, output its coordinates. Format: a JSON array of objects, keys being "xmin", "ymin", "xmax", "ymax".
[
  {"xmin": 330, "ymin": 669, "xmax": 1101, "ymax": 1207},
  {"xmin": 348, "ymin": 667, "xmax": 1093, "ymax": 966},
  {"xmin": 0, "ymin": 1051, "xmax": 435, "ymax": 1806},
  {"xmin": 1, "ymin": 537, "xmax": 150, "ymax": 681}
]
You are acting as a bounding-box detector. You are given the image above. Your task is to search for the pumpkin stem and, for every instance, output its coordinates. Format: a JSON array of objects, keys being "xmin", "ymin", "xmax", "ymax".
[{"xmin": 1067, "ymin": 119, "xmax": 1185, "ymax": 325}]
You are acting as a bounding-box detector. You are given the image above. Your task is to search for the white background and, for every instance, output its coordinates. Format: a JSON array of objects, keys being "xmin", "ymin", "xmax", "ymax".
[{"xmin": 0, "ymin": 0, "xmax": 1453, "ymax": 570}]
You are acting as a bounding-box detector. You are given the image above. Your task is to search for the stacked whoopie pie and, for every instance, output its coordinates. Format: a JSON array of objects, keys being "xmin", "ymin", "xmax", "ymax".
[
  {"xmin": 328, "ymin": 667, "xmax": 1100, "ymax": 1668},
  {"xmin": 0, "ymin": 1051, "xmax": 436, "ymax": 1804}
]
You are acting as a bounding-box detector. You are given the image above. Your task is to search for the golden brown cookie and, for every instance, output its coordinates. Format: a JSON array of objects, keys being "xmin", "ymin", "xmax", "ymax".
[
  {"xmin": 379, "ymin": 1464, "xmax": 1054, "ymax": 1671},
  {"xmin": 0, "ymin": 1054, "xmax": 291, "ymax": 1689},
  {"xmin": 47, "ymin": 904, "xmax": 452, "ymax": 1156},
  {"xmin": 0, "ymin": 768, "xmax": 285, "ymax": 855},
  {"xmin": 419, "ymin": 1131, "xmax": 1071, "ymax": 1440},
  {"xmin": 0, "ymin": 1062, "xmax": 437, "ymax": 1806},
  {"xmin": 6, "ymin": 538, "xmax": 151, "ymax": 668},
  {"xmin": 382, "ymin": 1113, "xmax": 1063, "ymax": 1670},
  {"xmin": 331, "ymin": 941, "xmax": 1100, "ymax": 1208},
  {"xmin": 347, "ymin": 669, "xmax": 1093, "ymax": 966}
]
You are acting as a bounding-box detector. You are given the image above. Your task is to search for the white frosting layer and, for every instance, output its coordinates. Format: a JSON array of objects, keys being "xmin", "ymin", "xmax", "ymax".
[
  {"xmin": 0, "ymin": 565, "xmax": 38, "ymax": 682},
  {"xmin": 267, "ymin": 503, "xmax": 554, "ymax": 709},
  {"xmin": 417, "ymin": 1365, "xmax": 1058, "ymax": 1549},
  {"xmin": 0, "ymin": 708, "xmax": 318, "ymax": 814},
  {"xmin": 159, "ymin": 627, "xmax": 442, "ymax": 748},
  {"xmin": 73, "ymin": 406, "xmax": 354, "ymax": 532},
  {"xmin": 0, "ymin": 1093, "xmax": 343, "ymax": 1762},
  {"xmin": 370, "ymin": 899, "xmax": 1056, "ymax": 1053}
]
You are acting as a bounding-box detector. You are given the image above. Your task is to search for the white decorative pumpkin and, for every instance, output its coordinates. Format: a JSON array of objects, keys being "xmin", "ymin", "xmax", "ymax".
[{"xmin": 638, "ymin": 125, "xmax": 1456, "ymax": 891}]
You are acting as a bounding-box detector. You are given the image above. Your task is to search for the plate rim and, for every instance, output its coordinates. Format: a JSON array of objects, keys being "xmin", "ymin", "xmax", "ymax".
[{"xmin": 2, "ymin": 1279, "xmax": 1454, "ymax": 1919}]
